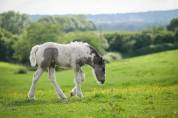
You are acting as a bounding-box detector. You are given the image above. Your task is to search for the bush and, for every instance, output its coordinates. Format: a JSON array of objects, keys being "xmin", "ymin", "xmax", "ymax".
[
  {"xmin": 13, "ymin": 21, "xmax": 63, "ymax": 64},
  {"xmin": 15, "ymin": 68, "xmax": 27, "ymax": 74},
  {"xmin": 167, "ymin": 17, "xmax": 178, "ymax": 31},
  {"xmin": 104, "ymin": 27, "xmax": 178, "ymax": 57},
  {"xmin": 103, "ymin": 52, "xmax": 122, "ymax": 63},
  {"xmin": 174, "ymin": 28, "xmax": 178, "ymax": 43},
  {"xmin": 153, "ymin": 31, "xmax": 175, "ymax": 44},
  {"xmin": 134, "ymin": 43, "xmax": 178, "ymax": 55},
  {"xmin": 0, "ymin": 11, "xmax": 30, "ymax": 34},
  {"xmin": 134, "ymin": 32, "xmax": 152, "ymax": 49},
  {"xmin": 61, "ymin": 32, "xmax": 108, "ymax": 54},
  {"xmin": 0, "ymin": 28, "xmax": 18, "ymax": 62},
  {"xmin": 106, "ymin": 33, "xmax": 137, "ymax": 54}
]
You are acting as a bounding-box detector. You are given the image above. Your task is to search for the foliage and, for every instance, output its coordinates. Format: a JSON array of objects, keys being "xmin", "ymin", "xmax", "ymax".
[
  {"xmin": 153, "ymin": 30, "xmax": 175, "ymax": 44},
  {"xmin": 0, "ymin": 11, "xmax": 30, "ymax": 34},
  {"xmin": 103, "ymin": 52, "xmax": 122, "ymax": 63},
  {"xmin": 174, "ymin": 28, "xmax": 178, "ymax": 43},
  {"xmin": 38, "ymin": 15, "xmax": 96, "ymax": 32},
  {"xmin": 26, "ymin": 21, "xmax": 62, "ymax": 45},
  {"xmin": 134, "ymin": 43, "xmax": 178, "ymax": 55},
  {"xmin": 105, "ymin": 27, "xmax": 178, "ymax": 56},
  {"xmin": 13, "ymin": 32, "xmax": 31, "ymax": 63},
  {"xmin": 134, "ymin": 32, "xmax": 152, "ymax": 49},
  {"xmin": 8, "ymin": 12, "xmax": 97, "ymax": 64},
  {"xmin": 0, "ymin": 50, "xmax": 178, "ymax": 118},
  {"xmin": 13, "ymin": 21, "xmax": 62, "ymax": 63},
  {"xmin": 61, "ymin": 32, "xmax": 108, "ymax": 54},
  {"xmin": 15, "ymin": 68, "xmax": 28, "ymax": 74},
  {"xmin": 1, "ymin": 11, "xmax": 178, "ymax": 64},
  {"xmin": 167, "ymin": 17, "xmax": 178, "ymax": 31},
  {"xmin": 0, "ymin": 28, "xmax": 18, "ymax": 61},
  {"xmin": 105, "ymin": 32, "xmax": 137, "ymax": 54}
]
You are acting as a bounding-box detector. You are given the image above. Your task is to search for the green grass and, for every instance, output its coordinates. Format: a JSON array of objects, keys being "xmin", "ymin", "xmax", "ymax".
[{"xmin": 0, "ymin": 50, "xmax": 178, "ymax": 118}]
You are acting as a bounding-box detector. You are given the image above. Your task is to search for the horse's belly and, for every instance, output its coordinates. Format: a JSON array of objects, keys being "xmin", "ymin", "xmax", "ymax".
[{"xmin": 56, "ymin": 56, "xmax": 71, "ymax": 67}]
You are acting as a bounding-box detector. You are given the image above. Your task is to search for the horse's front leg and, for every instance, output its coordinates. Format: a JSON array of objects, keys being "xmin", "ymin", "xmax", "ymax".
[{"xmin": 71, "ymin": 65, "xmax": 85, "ymax": 97}]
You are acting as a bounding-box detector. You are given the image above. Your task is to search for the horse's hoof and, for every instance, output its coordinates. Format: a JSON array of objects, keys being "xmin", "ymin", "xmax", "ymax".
[
  {"xmin": 59, "ymin": 98, "xmax": 68, "ymax": 103},
  {"xmin": 63, "ymin": 96, "xmax": 67, "ymax": 99},
  {"xmin": 60, "ymin": 94, "xmax": 67, "ymax": 99},
  {"xmin": 77, "ymin": 93, "xmax": 84, "ymax": 98},
  {"xmin": 28, "ymin": 96, "xmax": 35, "ymax": 100},
  {"xmin": 70, "ymin": 92, "xmax": 75, "ymax": 96}
]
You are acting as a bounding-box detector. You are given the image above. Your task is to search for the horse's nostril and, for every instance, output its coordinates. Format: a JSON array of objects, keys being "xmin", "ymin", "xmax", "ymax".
[{"xmin": 101, "ymin": 80, "xmax": 105, "ymax": 84}]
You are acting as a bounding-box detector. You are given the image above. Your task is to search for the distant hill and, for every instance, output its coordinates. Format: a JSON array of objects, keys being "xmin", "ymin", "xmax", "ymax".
[
  {"xmin": 87, "ymin": 9, "xmax": 178, "ymax": 32},
  {"xmin": 30, "ymin": 9, "xmax": 178, "ymax": 32}
]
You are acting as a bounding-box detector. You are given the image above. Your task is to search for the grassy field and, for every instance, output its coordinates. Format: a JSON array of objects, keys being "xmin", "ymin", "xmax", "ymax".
[{"xmin": 0, "ymin": 50, "xmax": 178, "ymax": 118}]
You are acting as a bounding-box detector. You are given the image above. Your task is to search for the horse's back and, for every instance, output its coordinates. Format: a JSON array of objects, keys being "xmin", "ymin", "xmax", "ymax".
[{"xmin": 35, "ymin": 42, "xmax": 91, "ymax": 69}]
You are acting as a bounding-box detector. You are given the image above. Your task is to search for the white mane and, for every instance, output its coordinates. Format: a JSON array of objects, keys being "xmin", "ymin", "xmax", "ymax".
[{"xmin": 68, "ymin": 41, "xmax": 89, "ymax": 47}]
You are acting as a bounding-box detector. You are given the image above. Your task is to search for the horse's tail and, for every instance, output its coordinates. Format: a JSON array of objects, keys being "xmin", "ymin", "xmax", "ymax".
[{"xmin": 29, "ymin": 45, "xmax": 40, "ymax": 67}]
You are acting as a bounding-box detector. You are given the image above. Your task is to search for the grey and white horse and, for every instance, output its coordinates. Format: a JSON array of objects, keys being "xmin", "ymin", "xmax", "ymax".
[{"xmin": 28, "ymin": 42, "xmax": 105, "ymax": 99}]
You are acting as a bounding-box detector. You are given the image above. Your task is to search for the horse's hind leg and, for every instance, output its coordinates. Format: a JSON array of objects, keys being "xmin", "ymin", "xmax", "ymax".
[
  {"xmin": 48, "ymin": 67, "xmax": 67, "ymax": 99},
  {"xmin": 28, "ymin": 67, "xmax": 43, "ymax": 99}
]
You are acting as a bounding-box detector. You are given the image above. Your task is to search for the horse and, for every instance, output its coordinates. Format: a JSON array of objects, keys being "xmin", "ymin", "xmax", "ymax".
[{"xmin": 28, "ymin": 42, "xmax": 105, "ymax": 99}]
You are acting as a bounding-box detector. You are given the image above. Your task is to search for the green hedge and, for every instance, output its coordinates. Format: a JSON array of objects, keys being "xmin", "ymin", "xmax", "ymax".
[
  {"xmin": 105, "ymin": 28, "xmax": 178, "ymax": 56},
  {"xmin": 134, "ymin": 43, "xmax": 178, "ymax": 55}
]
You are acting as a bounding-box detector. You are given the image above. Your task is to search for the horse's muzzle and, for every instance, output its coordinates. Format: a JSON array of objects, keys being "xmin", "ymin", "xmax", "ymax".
[{"xmin": 100, "ymin": 80, "xmax": 105, "ymax": 84}]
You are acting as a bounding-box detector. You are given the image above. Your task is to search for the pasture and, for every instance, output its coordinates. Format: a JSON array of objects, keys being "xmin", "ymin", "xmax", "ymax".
[{"xmin": 0, "ymin": 50, "xmax": 178, "ymax": 118}]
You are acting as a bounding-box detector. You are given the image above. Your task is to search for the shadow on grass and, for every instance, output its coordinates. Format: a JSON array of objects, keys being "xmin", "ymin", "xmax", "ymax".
[
  {"xmin": 7, "ymin": 99, "xmax": 50, "ymax": 107},
  {"xmin": 4, "ymin": 97, "xmax": 75, "ymax": 106},
  {"xmin": 4, "ymin": 94, "xmax": 112, "ymax": 106},
  {"xmin": 6, "ymin": 92, "xmax": 125, "ymax": 107},
  {"xmin": 7, "ymin": 97, "xmax": 87, "ymax": 107}
]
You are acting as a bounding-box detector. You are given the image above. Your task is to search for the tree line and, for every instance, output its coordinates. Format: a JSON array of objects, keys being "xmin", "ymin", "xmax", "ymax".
[
  {"xmin": 0, "ymin": 11, "xmax": 178, "ymax": 64},
  {"xmin": 0, "ymin": 11, "xmax": 102, "ymax": 64},
  {"xmin": 105, "ymin": 20, "xmax": 178, "ymax": 57}
]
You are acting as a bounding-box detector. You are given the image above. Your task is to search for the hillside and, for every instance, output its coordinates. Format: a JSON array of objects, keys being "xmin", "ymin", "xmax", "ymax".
[
  {"xmin": 0, "ymin": 50, "xmax": 178, "ymax": 118},
  {"xmin": 31, "ymin": 9, "xmax": 178, "ymax": 32},
  {"xmin": 87, "ymin": 9, "xmax": 178, "ymax": 31}
]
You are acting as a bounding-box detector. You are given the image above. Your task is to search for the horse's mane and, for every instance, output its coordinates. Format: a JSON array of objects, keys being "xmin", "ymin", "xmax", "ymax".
[
  {"xmin": 87, "ymin": 45, "xmax": 104, "ymax": 65},
  {"xmin": 69, "ymin": 41, "xmax": 89, "ymax": 47}
]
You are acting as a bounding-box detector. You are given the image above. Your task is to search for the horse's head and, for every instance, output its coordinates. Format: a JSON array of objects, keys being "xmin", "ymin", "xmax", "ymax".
[{"xmin": 92, "ymin": 56, "xmax": 106, "ymax": 84}]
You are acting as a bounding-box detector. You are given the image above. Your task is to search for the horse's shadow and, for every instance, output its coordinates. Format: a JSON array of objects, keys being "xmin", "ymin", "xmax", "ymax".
[
  {"xmin": 7, "ymin": 92, "xmax": 113, "ymax": 107},
  {"xmin": 7, "ymin": 98, "xmax": 50, "ymax": 107},
  {"xmin": 7, "ymin": 96, "xmax": 94, "ymax": 107}
]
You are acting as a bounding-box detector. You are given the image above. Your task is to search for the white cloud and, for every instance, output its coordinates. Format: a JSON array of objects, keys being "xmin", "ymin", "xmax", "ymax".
[{"xmin": 0, "ymin": 0, "xmax": 178, "ymax": 14}]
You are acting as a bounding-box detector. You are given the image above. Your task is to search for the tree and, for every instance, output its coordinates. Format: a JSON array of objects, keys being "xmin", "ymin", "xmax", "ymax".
[
  {"xmin": 134, "ymin": 33, "xmax": 152, "ymax": 49},
  {"xmin": 13, "ymin": 32, "xmax": 31, "ymax": 63},
  {"xmin": 106, "ymin": 33, "xmax": 136, "ymax": 53},
  {"xmin": 0, "ymin": 11, "xmax": 31, "ymax": 34},
  {"xmin": 38, "ymin": 15, "xmax": 96, "ymax": 33},
  {"xmin": 167, "ymin": 17, "xmax": 178, "ymax": 31},
  {"xmin": 0, "ymin": 28, "xmax": 18, "ymax": 61},
  {"xmin": 174, "ymin": 28, "xmax": 178, "ymax": 44},
  {"xmin": 26, "ymin": 21, "xmax": 62, "ymax": 45},
  {"xmin": 153, "ymin": 30, "xmax": 175, "ymax": 44},
  {"xmin": 61, "ymin": 32, "xmax": 108, "ymax": 54},
  {"xmin": 13, "ymin": 21, "xmax": 63, "ymax": 63}
]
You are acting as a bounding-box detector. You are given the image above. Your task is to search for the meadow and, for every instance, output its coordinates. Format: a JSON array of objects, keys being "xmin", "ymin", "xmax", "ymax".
[{"xmin": 0, "ymin": 50, "xmax": 178, "ymax": 118}]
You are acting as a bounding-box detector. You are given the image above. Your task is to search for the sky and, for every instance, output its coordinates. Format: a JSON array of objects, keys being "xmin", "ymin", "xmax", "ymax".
[{"xmin": 0, "ymin": 0, "xmax": 178, "ymax": 15}]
